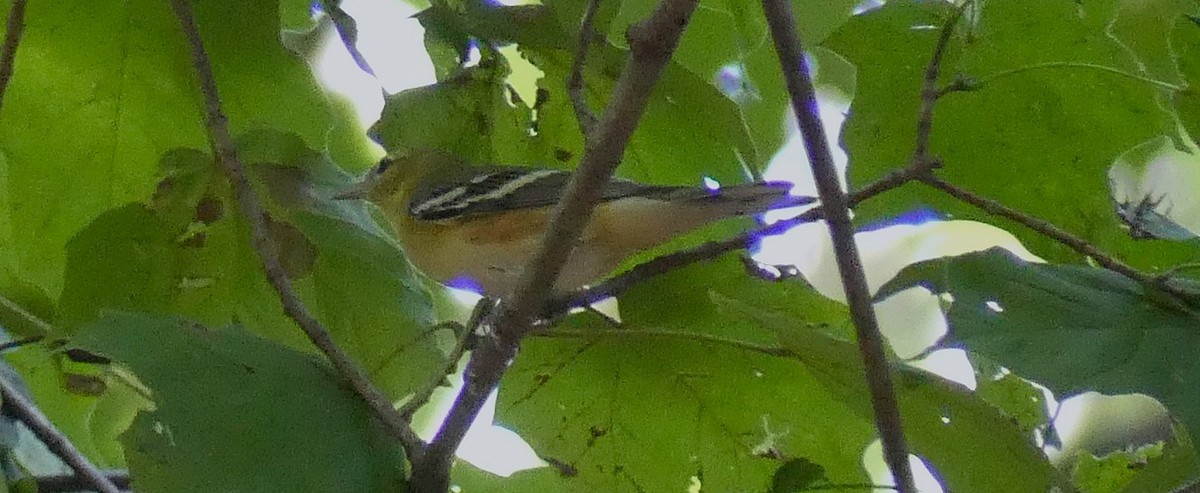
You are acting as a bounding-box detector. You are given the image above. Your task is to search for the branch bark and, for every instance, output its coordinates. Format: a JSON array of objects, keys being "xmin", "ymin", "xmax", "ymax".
[
  {"xmin": 166, "ymin": 0, "xmax": 425, "ymax": 463},
  {"xmin": 0, "ymin": 377, "xmax": 123, "ymax": 493},
  {"xmin": 762, "ymin": 0, "xmax": 915, "ymax": 491},
  {"xmin": 567, "ymin": 0, "xmax": 602, "ymax": 134},
  {"xmin": 35, "ymin": 470, "xmax": 131, "ymax": 493},
  {"xmin": 408, "ymin": 0, "xmax": 700, "ymax": 490},
  {"xmin": 0, "ymin": 0, "xmax": 28, "ymax": 115}
]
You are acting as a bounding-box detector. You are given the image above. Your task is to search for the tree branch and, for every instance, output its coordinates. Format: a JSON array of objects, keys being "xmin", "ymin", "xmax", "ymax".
[
  {"xmin": 567, "ymin": 0, "xmax": 602, "ymax": 134},
  {"xmin": 0, "ymin": 0, "xmax": 28, "ymax": 115},
  {"xmin": 761, "ymin": 0, "xmax": 916, "ymax": 491},
  {"xmin": 912, "ymin": 2, "xmax": 969, "ymax": 166},
  {"xmin": 35, "ymin": 470, "xmax": 131, "ymax": 493},
  {"xmin": 409, "ymin": 1, "xmax": 700, "ymax": 490},
  {"xmin": 547, "ymin": 159, "xmax": 932, "ymax": 312},
  {"xmin": 908, "ymin": 2, "xmax": 1198, "ymax": 305},
  {"xmin": 398, "ymin": 298, "xmax": 495, "ymax": 421},
  {"xmin": 919, "ymin": 174, "xmax": 1161, "ymax": 287},
  {"xmin": 166, "ymin": 0, "xmax": 425, "ymax": 462},
  {"xmin": 0, "ymin": 377, "xmax": 122, "ymax": 493}
]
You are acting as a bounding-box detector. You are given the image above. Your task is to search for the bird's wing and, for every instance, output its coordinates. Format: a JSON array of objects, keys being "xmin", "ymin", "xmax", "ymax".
[{"xmin": 408, "ymin": 167, "xmax": 672, "ymax": 221}]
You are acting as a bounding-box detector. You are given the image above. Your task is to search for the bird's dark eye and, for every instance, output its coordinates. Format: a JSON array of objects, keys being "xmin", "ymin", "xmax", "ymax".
[{"xmin": 374, "ymin": 157, "xmax": 394, "ymax": 175}]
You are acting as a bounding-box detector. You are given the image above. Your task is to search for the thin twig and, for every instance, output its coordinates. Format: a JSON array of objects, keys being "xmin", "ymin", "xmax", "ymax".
[
  {"xmin": 538, "ymin": 328, "xmax": 793, "ymax": 357},
  {"xmin": 166, "ymin": 0, "xmax": 425, "ymax": 462},
  {"xmin": 568, "ymin": 0, "xmax": 602, "ymax": 134},
  {"xmin": 35, "ymin": 470, "xmax": 131, "ymax": 493},
  {"xmin": 0, "ymin": 334, "xmax": 43, "ymax": 352},
  {"xmin": 762, "ymin": 0, "xmax": 916, "ymax": 491},
  {"xmin": 912, "ymin": 2, "xmax": 970, "ymax": 165},
  {"xmin": 0, "ymin": 0, "xmax": 29, "ymax": 115},
  {"xmin": 409, "ymin": 1, "xmax": 700, "ymax": 490},
  {"xmin": 398, "ymin": 298, "xmax": 495, "ymax": 420},
  {"xmin": 920, "ymin": 175, "xmax": 1160, "ymax": 287},
  {"xmin": 0, "ymin": 377, "xmax": 122, "ymax": 493},
  {"xmin": 549, "ymin": 0, "xmax": 971, "ymax": 322},
  {"xmin": 967, "ymin": 61, "xmax": 1186, "ymax": 93}
]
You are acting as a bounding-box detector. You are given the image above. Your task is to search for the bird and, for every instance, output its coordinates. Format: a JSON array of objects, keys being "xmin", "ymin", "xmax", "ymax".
[{"xmin": 337, "ymin": 147, "xmax": 813, "ymax": 298}]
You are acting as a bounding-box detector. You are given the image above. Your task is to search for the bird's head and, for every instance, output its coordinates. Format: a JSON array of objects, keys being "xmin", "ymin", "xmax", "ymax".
[{"xmin": 335, "ymin": 147, "xmax": 464, "ymax": 205}]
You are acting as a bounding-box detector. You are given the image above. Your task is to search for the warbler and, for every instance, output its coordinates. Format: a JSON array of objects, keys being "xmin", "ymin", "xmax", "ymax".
[{"xmin": 337, "ymin": 148, "xmax": 811, "ymax": 297}]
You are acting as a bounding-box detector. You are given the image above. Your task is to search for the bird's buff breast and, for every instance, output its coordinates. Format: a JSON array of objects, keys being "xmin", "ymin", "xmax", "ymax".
[{"xmin": 396, "ymin": 210, "xmax": 615, "ymax": 296}]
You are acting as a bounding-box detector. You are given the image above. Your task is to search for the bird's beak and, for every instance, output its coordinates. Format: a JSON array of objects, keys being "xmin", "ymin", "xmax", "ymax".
[{"xmin": 333, "ymin": 178, "xmax": 373, "ymax": 200}]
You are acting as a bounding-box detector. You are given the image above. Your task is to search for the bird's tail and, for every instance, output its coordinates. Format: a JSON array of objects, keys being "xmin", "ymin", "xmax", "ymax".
[{"xmin": 673, "ymin": 181, "xmax": 816, "ymax": 217}]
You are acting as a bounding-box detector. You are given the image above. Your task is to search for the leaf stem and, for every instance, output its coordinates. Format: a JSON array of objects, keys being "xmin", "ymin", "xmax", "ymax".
[
  {"xmin": 0, "ymin": 293, "xmax": 53, "ymax": 335},
  {"xmin": 539, "ymin": 328, "xmax": 794, "ymax": 357},
  {"xmin": 968, "ymin": 61, "xmax": 1186, "ymax": 93}
]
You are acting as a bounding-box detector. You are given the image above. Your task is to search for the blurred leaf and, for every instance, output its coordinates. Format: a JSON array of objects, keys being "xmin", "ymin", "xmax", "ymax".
[
  {"xmin": 57, "ymin": 133, "xmax": 439, "ymax": 400},
  {"xmin": 280, "ymin": 0, "xmax": 318, "ymax": 32},
  {"xmin": 1174, "ymin": 10, "xmax": 1200, "ymax": 143},
  {"xmin": 393, "ymin": 2, "xmax": 761, "ymax": 186},
  {"xmin": 1073, "ymin": 442, "xmax": 1164, "ymax": 493},
  {"xmin": 1107, "ymin": 136, "xmax": 1200, "ymax": 243},
  {"xmin": 1118, "ymin": 423, "xmax": 1199, "ymax": 492},
  {"xmin": 969, "ymin": 354, "xmax": 1052, "ymax": 438},
  {"xmin": 877, "ymin": 247, "xmax": 1200, "ymax": 457},
  {"xmin": 2, "ymin": 344, "xmax": 141, "ymax": 469},
  {"xmin": 372, "ymin": 59, "xmax": 545, "ymax": 166},
  {"xmin": 321, "ymin": 0, "xmax": 375, "ymax": 75},
  {"xmin": 72, "ymin": 312, "xmax": 406, "ymax": 492},
  {"xmin": 491, "ymin": 253, "xmax": 1057, "ymax": 491},
  {"xmin": 739, "ymin": 299, "xmax": 1063, "ymax": 493},
  {"xmin": 824, "ymin": 0, "xmax": 1195, "ymax": 269},
  {"xmin": 769, "ymin": 458, "xmax": 826, "ymax": 493},
  {"xmin": 496, "ymin": 257, "xmax": 872, "ymax": 492},
  {"xmin": 603, "ymin": 0, "xmax": 860, "ymax": 166},
  {"xmin": 0, "ymin": 0, "xmax": 339, "ymax": 298}
]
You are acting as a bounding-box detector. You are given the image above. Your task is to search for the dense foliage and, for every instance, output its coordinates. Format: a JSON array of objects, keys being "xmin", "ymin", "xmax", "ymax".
[{"xmin": 0, "ymin": 0, "xmax": 1198, "ymax": 491}]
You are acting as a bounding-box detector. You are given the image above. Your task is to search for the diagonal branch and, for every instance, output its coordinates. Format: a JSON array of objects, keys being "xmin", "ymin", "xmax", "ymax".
[
  {"xmin": 567, "ymin": 0, "xmax": 602, "ymax": 134},
  {"xmin": 409, "ymin": 0, "xmax": 701, "ymax": 490},
  {"xmin": 919, "ymin": 174, "xmax": 1162, "ymax": 289},
  {"xmin": 0, "ymin": 377, "xmax": 122, "ymax": 493},
  {"xmin": 552, "ymin": 0, "xmax": 973, "ymax": 321},
  {"xmin": 0, "ymin": 0, "xmax": 29, "ymax": 115},
  {"xmin": 166, "ymin": 0, "xmax": 426, "ymax": 462},
  {"xmin": 761, "ymin": 0, "xmax": 916, "ymax": 491}
]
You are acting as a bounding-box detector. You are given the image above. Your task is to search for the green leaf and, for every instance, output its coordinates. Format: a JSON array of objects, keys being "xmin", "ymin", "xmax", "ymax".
[
  {"xmin": 2, "ymin": 343, "xmax": 144, "ymax": 469},
  {"xmin": 1118, "ymin": 423, "xmax": 1199, "ymax": 492},
  {"xmin": 601, "ymin": 0, "xmax": 861, "ymax": 167},
  {"xmin": 57, "ymin": 134, "xmax": 439, "ymax": 400},
  {"xmin": 877, "ymin": 247, "xmax": 1200, "ymax": 458},
  {"xmin": 387, "ymin": 2, "xmax": 762, "ymax": 186},
  {"xmin": 72, "ymin": 312, "xmax": 406, "ymax": 492},
  {"xmin": 490, "ymin": 253, "xmax": 1057, "ymax": 491},
  {"xmin": 739, "ymin": 300, "xmax": 1063, "ymax": 493},
  {"xmin": 1107, "ymin": 136, "xmax": 1200, "ymax": 243},
  {"xmin": 824, "ymin": 0, "xmax": 1193, "ymax": 269},
  {"xmin": 769, "ymin": 458, "xmax": 826, "ymax": 493},
  {"xmin": 1073, "ymin": 442, "xmax": 1164, "ymax": 493},
  {"xmin": 495, "ymin": 257, "xmax": 873, "ymax": 492},
  {"xmin": 1171, "ymin": 9, "xmax": 1200, "ymax": 145},
  {"xmin": 0, "ymin": 0, "xmax": 337, "ymax": 297}
]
